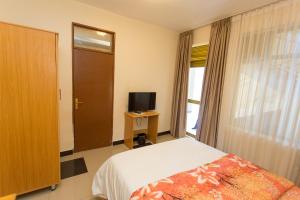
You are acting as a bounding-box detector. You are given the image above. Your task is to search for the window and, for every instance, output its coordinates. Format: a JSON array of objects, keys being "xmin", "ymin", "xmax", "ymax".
[
  {"xmin": 186, "ymin": 45, "xmax": 208, "ymax": 136},
  {"xmin": 186, "ymin": 67, "xmax": 205, "ymax": 135},
  {"xmin": 233, "ymin": 30, "xmax": 300, "ymax": 142},
  {"xmin": 73, "ymin": 24, "xmax": 114, "ymax": 53}
]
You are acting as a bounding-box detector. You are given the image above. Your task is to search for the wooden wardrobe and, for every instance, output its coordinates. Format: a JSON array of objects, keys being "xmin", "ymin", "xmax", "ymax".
[{"xmin": 0, "ymin": 22, "xmax": 60, "ymax": 196}]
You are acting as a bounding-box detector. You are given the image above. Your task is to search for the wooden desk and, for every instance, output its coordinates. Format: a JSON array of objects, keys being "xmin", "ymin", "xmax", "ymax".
[
  {"xmin": 124, "ymin": 111, "xmax": 159, "ymax": 149},
  {"xmin": 0, "ymin": 194, "xmax": 16, "ymax": 200}
]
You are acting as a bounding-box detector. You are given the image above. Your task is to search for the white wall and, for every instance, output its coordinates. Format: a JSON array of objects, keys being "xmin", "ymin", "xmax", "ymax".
[
  {"xmin": 193, "ymin": 25, "xmax": 211, "ymax": 46},
  {"xmin": 0, "ymin": 0, "xmax": 179, "ymax": 151}
]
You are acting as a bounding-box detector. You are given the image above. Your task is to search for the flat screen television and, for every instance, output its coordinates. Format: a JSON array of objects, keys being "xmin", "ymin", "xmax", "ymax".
[{"xmin": 128, "ymin": 92, "xmax": 156, "ymax": 112}]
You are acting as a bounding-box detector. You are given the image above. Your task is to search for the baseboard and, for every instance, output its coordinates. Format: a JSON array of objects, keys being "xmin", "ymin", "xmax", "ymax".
[
  {"xmin": 186, "ymin": 132, "xmax": 196, "ymax": 138},
  {"xmin": 158, "ymin": 130, "xmax": 170, "ymax": 136},
  {"xmin": 112, "ymin": 130, "xmax": 171, "ymax": 146},
  {"xmin": 112, "ymin": 140, "xmax": 124, "ymax": 145},
  {"xmin": 60, "ymin": 150, "xmax": 73, "ymax": 157},
  {"xmin": 62, "ymin": 131, "xmax": 172, "ymax": 152}
]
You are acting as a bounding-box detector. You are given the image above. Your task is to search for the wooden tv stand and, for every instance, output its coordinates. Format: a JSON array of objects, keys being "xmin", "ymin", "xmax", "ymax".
[{"xmin": 124, "ymin": 111, "xmax": 159, "ymax": 149}]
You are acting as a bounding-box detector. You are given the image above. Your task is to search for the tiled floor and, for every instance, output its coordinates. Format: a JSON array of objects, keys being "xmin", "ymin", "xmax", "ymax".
[{"xmin": 18, "ymin": 134, "xmax": 175, "ymax": 200}]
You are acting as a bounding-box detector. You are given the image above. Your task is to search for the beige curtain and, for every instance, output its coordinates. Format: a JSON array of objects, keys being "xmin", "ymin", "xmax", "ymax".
[
  {"xmin": 218, "ymin": 0, "xmax": 300, "ymax": 184},
  {"xmin": 170, "ymin": 31, "xmax": 193, "ymax": 138},
  {"xmin": 196, "ymin": 18, "xmax": 231, "ymax": 147}
]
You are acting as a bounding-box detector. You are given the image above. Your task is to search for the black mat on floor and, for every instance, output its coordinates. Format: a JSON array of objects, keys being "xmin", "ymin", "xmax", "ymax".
[
  {"xmin": 60, "ymin": 157, "xmax": 88, "ymax": 179},
  {"xmin": 133, "ymin": 142, "xmax": 152, "ymax": 149}
]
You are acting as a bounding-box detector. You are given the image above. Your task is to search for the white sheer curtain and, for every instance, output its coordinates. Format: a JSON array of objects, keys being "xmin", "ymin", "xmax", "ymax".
[{"xmin": 218, "ymin": 0, "xmax": 300, "ymax": 184}]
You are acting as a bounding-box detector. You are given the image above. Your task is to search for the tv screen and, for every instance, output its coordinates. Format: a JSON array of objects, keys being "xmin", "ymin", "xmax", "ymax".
[{"xmin": 128, "ymin": 92, "xmax": 156, "ymax": 112}]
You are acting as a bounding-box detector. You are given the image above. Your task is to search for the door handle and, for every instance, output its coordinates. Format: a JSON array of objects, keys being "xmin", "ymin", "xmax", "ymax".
[{"xmin": 75, "ymin": 98, "xmax": 84, "ymax": 110}]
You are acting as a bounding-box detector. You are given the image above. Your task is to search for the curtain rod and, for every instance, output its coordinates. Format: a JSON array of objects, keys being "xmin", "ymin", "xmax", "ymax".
[{"xmin": 190, "ymin": 0, "xmax": 284, "ymax": 32}]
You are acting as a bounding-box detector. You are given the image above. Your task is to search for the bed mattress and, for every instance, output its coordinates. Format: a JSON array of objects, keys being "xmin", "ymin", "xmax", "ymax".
[{"xmin": 92, "ymin": 137, "xmax": 226, "ymax": 200}]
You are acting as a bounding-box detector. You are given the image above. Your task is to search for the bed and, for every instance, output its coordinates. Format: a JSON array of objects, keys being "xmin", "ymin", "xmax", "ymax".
[
  {"xmin": 92, "ymin": 137, "xmax": 300, "ymax": 200},
  {"xmin": 92, "ymin": 137, "xmax": 225, "ymax": 199}
]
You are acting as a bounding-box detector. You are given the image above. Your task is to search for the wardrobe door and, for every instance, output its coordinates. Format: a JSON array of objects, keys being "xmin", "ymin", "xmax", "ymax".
[{"xmin": 0, "ymin": 22, "xmax": 59, "ymax": 196}]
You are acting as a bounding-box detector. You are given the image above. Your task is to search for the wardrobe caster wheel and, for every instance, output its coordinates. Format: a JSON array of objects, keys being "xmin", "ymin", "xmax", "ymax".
[{"xmin": 50, "ymin": 185, "xmax": 57, "ymax": 191}]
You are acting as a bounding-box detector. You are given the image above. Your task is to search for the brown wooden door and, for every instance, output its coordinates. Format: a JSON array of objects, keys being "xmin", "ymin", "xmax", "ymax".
[{"xmin": 73, "ymin": 24, "xmax": 114, "ymax": 152}]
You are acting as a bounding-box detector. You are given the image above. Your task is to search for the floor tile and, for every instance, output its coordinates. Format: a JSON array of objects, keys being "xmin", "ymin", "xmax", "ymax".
[
  {"xmin": 48, "ymin": 176, "xmax": 76, "ymax": 200},
  {"xmin": 18, "ymin": 189, "xmax": 50, "ymax": 200},
  {"xmin": 157, "ymin": 134, "xmax": 176, "ymax": 143},
  {"xmin": 73, "ymin": 173, "xmax": 94, "ymax": 200},
  {"xmin": 16, "ymin": 134, "xmax": 175, "ymax": 200},
  {"xmin": 60, "ymin": 151, "xmax": 84, "ymax": 162}
]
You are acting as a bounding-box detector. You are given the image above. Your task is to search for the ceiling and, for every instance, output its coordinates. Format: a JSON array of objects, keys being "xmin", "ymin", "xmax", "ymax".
[{"xmin": 75, "ymin": 0, "xmax": 279, "ymax": 31}]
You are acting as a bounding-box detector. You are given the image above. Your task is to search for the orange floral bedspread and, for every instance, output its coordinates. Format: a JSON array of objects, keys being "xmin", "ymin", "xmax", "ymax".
[{"xmin": 130, "ymin": 154, "xmax": 300, "ymax": 200}]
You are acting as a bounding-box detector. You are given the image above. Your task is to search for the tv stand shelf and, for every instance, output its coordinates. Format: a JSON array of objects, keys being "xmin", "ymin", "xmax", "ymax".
[{"xmin": 124, "ymin": 111, "xmax": 159, "ymax": 149}]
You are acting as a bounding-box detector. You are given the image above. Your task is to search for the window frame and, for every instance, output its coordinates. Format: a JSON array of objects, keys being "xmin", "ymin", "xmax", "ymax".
[{"xmin": 72, "ymin": 22, "xmax": 115, "ymax": 55}]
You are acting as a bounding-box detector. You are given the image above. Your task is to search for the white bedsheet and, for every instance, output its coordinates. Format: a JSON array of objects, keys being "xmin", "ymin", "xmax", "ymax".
[{"xmin": 92, "ymin": 137, "xmax": 226, "ymax": 200}]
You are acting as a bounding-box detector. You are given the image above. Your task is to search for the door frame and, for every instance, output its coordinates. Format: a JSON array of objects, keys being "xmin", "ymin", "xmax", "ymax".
[{"xmin": 71, "ymin": 22, "xmax": 115, "ymax": 151}]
